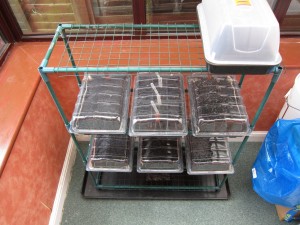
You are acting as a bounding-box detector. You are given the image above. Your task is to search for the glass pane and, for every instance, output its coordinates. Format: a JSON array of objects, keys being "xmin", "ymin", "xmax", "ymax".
[
  {"xmin": 282, "ymin": 0, "xmax": 300, "ymax": 32},
  {"xmin": 7, "ymin": 0, "xmax": 133, "ymax": 34},
  {"xmin": 267, "ymin": 0, "xmax": 276, "ymax": 9},
  {"xmin": 146, "ymin": 0, "xmax": 276, "ymax": 24},
  {"xmin": 0, "ymin": 36, "xmax": 5, "ymax": 50},
  {"xmin": 146, "ymin": 0, "xmax": 201, "ymax": 24},
  {"xmin": 287, "ymin": 0, "xmax": 300, "ymax": 15},
  {"xmin": 0, "ymin": 33, "xmax": 8, "ymax": 65},
  {"xmin": 92, "ymin": 0, "xmax": 133, "ymax": 24}
]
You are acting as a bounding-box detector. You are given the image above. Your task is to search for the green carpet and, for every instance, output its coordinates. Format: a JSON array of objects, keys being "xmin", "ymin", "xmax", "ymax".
[{"xmin": 61, "ymin": 142, "xmax": 296, "ymax": 225}]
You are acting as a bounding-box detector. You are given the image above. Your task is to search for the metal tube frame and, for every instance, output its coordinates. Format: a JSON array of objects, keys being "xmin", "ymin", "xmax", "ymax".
[
  {"xmin": 38, "ymin": 24, "xmax": 282, "ymax": 191},
  {"xmin": 238, "ymin": 74, "xmax": 246, "ymax": 87},
  {"xmin": 60, "ymin": 27, "xmax": 82, "ymax": 87}
]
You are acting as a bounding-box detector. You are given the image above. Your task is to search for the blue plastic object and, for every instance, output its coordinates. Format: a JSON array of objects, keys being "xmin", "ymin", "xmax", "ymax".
[
  {"xmin": 284, "ymin": 206, "xmax": 300, "ymax": 222},
  {"xmin": 252, "ymin": 119, "xmax": 300, "ymax": 213}
]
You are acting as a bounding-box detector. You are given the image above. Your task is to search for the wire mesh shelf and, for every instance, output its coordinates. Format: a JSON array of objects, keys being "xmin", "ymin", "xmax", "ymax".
[{"xmin": 42, "ymin": 24, "xmax": 207, "ymax": 74}]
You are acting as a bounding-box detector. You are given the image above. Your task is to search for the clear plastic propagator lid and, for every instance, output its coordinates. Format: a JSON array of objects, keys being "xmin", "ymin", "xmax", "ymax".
[
  {"xmin": 185, "ymin": 136, "xmax": 234, "ymax": 175},
  {"xmin": 137, "ymin": 137, "xmax": 183, "ymax": 173},
  {"xmin": 69, "ymin": 73, "xmax": 131, "ymax": 134},
  {"xmin": 86, "ymin": 134, "xmax": 134, "ymax": 172},
  {"xmin": 129, "ymin": 72, "xmax": 187, "ymax": 137},
  {"xmin": 197, "ymin": 0, "xmax": 282, "ymax": 66},
  {"xmin": 188, "ymin": 74, "xmax": 249, "ymax": 137}
]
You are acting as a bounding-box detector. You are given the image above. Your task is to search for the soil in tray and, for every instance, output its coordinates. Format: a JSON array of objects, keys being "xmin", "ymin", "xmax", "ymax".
[
  {"xmin": 138, "ymin": 137, "xmax": 182, "ymax": 171},
  {"xmin": 71, "ymin": 74, "xmax": 130, "ymax": 133},
  {"xmin": 187, "ymin": 136, "xmax": 231, "ymax": 171},
  {"xmin": 90, "ymin": 135, "xmax": 131, "ymax": 169},
  {"xmin": 141, "ymin": 138, "xmax": 180, "ymax": 162},
  {"xmin": 191, "ymin": 75, "xmax": 238, "ymax": 88},
  {"xmin": 136, "ymin": 87, "xmax": 181, "ymax": 98},
  {"xmin": 194, "ymin": 85, "xmax": 240, "ymax": 97},
  {"xmin": 132, "ymin": 105, "xmax": 184, "ymax": 132},
  {"xmin": 82, "ymin": 93, "xmax": 123, "ymax": 104},
  {"xmin": 73, "ymin": 117, "xmax": 122, "ymax": 131},
  {"xmin": 137, "ymin": 77, "xmax": 181, "ymax": 88},
  {"xmin": 195, "ymin": 93, "xmax": 243, "ymax": 105}
]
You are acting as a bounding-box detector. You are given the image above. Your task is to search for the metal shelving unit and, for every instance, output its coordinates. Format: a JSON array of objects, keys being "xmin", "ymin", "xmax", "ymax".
[{"xmin": 39, "ymin": 24, "xmax": 282, "ymax": 199}]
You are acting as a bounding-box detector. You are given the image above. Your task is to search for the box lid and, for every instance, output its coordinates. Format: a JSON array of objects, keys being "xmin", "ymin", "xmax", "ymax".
[{"xmin": 198, "ymin": 0, "xmax": 282, "ymax": 66}]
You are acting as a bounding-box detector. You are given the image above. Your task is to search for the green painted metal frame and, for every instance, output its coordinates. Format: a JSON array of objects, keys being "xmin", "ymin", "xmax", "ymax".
[{"xmin": 38, "ymin": 24, "xmax": 282, "ymax": 192}]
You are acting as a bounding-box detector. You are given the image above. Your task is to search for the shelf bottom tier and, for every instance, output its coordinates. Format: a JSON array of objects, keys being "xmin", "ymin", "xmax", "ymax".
[{"xmin": 81, "ymin": 171, "xmax": 230, "ymax": 200}]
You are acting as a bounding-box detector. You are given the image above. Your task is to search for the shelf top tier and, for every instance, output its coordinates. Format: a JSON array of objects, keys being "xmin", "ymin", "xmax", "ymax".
[{"xmin": 40, "ymin": 24, "xmax": 208, "ymax": 73}]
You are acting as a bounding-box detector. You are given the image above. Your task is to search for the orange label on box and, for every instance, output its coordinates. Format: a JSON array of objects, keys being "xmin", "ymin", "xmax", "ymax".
[{"xmin": 235, "ymin": 0, "xmax": 251, "ymax": 6}]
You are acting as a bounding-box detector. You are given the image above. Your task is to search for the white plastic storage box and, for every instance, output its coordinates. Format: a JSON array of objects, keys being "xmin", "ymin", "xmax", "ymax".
[{"xmin": 197, "ymin": 0, "xmax": 282, "ymax": 74}]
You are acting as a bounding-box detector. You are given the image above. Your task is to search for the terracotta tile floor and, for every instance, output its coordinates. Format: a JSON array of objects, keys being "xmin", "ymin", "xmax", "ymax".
[{"xmin": 0, "ymin": 38, "xmax": 299, "ymax": 224}]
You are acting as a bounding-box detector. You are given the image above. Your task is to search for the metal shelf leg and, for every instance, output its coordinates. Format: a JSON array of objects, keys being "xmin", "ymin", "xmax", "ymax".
[
  {"xmin": 233, "ymin": 67, "xmax": 283, "ymax": 165},
  {"xmin": 238, "ymin": 74, "xmax": 246, "ymax": 87},
  {"xmin": 218, "ymin": 67, "xmax": 283, "ymax": 189},
  {"xmin": 38, "ymin": 69, "xmax": 87, "ymax": 165}
]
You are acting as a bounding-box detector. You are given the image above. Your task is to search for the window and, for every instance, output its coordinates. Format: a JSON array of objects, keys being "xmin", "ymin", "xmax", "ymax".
[
  {"xmin": 92, "ymin": 0, "xmax": 133, "ymax": 24},
  {"xmin": 1, "ymin": 0, "xmax": 299, "ymax": 40},
  {"xmin": 0, "ymin": 22, "xmax": 12, "ymax": 66},
  {"xmin": 146, "ymin": 0, "xmax": 200, "ymax": 24},
  {"xmin": 0, "ymin": 35, "xmax": 5, "ymax": 50},
  {"xmin": 8, "ymin": 0, "xmax": 134, "ymax": 34},
  {"xmin": 281, "ymin": 0, "xmax": 300, "ymax": 32}
]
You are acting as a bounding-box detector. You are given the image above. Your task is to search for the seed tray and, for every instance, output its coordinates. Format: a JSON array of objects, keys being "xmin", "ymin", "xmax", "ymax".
[
  {"xmin": 82, "ymin": 93, "xmax": 123, "ymax": 104},
  {"xmin": 135, "ymin": 86, "xmax": 182, "ymax": 106},
  {"xmin": 195, "ymin": 105, "xmax": 248, "ymax": 135},
  {"xmin": 137, "ymin": 137, "xmax": 183, "ymax": 173},
  {"xmin": 185, "ymin": 136, "xmax": 234, "ymax": 175},
  {"xmin": 86, "ymin": 134, "xmax": 134, "ymax": 172},
  {"xmin": 195, "ymin": 93, "xmax": 243, "ymax": 105},
  {"xmin": 136, "ymin": 87, "xmax": 181, "ymax": 98},
  {"xmin": 194, "ymin": 86, "xmax": 241, "ymax": 97},
  {"xmin": 86, "ymin": 77, "xmax": 125, "ymax": 87},
  {"xmin": 188, "ymin": 74, "xmax": 249, "ymax": 137},
  {"xmin": 137, "ymin": 72, "xmax": 182, "ymax": 88},
  {"xmin": 70, "ymin": 73, "xmax": 131, "ymax": 134},
  {"xmin": 197, "ymin": 104, "xmax": 247, "ymax": 116},
  {"xmin": 130, "ymin": 73, "xmax": 187, "ymax": 136},
  {"xmin": 191, "ymin": 74, "xmax": 238, "ymax": 87}
]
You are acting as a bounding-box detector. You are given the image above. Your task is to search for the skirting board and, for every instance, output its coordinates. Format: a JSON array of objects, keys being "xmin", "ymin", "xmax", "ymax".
[
  {"xmin": 48, "ymin": 139, "xmax": 77, "ymax": 225},
  {"xmin": 49, "ymin": 131, "xmax": 267, "ymax": 224},
  {"xmin": 229, "ymin": 131, "xmax": 267, "ymax": 142}
]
